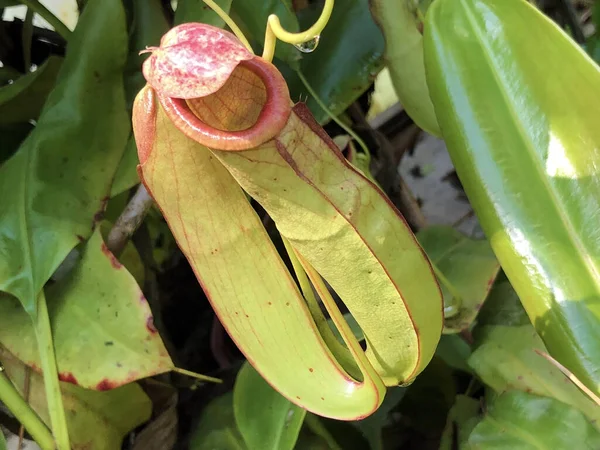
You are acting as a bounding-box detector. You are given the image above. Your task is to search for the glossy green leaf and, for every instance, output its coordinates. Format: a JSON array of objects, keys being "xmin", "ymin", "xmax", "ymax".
[
  {"xmin": 439, "ymin": 395, "xmax": 480, "ymax": 450},
  {"xmin": 0, "ymin": 0, "xmax": 130, "ymax": 315},
  {"xmin": 477, "ymin": 277, "xmax": 530, "ymax": 327},
  {"xmin": 134, "ymin": 83, "xmax": 385, "ymax": 420},
  {"xmin": 469, "ymin": 325, "xmax": 600, "ymax": 425},
  {"xmin": 0, "ymin": 229, "xmax": 173, "ymax": 389},
  {"xmin": 417, "ymin": 226, "xmax": 500, "ymax": 332},
  {"xmin": 175, "ymin": 0, "xmax": 232, "ymax": 26},
  {"xmin": 0, "ymin": 430, "xmax": 4, "ymax": 450},
  {"xmin": 435, "ymin": 334, "xmax": 472, "ymax": 374},
  {"xmin": 234, "ymin": 361, "xmax": 306, "ymax": 450},
  {"xmin": 425, "ymin": 0, "xmax": 600, "ymax": 395},
  {"xmin": 0, "ymin": 56, "xmax": 62, "ymax": 125},
  {"xmin": 468, "ymin": 391, "xmax": 600, "ymax": 449},
  {"xmin": 370, "ymin": 0, "xmax": 440, "ymax": 135},
  {"xmin": 0, "ymin": 348, "xmax": 152, "ymax": 450},
  {"xmin": 284, "ymin": 0, "xmax": 385, "ymax": 124},
  {"xmin": 189, "ymin": 393, "xmax": 247, "ymax": 450},
  {"xmin": 231, "ymin": 0, "xmax": 300, "ymax": 68}
]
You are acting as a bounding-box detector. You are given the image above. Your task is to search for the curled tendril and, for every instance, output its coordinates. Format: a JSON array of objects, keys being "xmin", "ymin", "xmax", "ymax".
[
  {"xmin": 262, "ymin": 0, "xmax": 334, "ymax": 62},
  {"xmin": 201, "ymin": 0, "xmax": 334, "ymax": 63},
  {"xmin": 202, "ymin": 0, "xmax": 253, "ymax": 52}
]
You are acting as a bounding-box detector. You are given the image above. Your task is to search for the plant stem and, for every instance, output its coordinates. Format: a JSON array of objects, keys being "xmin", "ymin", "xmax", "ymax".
[
  {"xmin": 263, "ymin": 0, "xmax": 334, "ymax": 61},
  {"xmin": 430, "ymin": 262, "xmax": 462, "ymax": 319},
  {"xmin": 296, "ymin": 69, "xmax": 371, "ymax": 161},
  {"xmin": 535, "ymin": 350, "xmax": 600, "ymax": 406},
  {"xmin": 19, "ymin": 0, "xmax": 71, "ymax": 41},
  {"xmin": 33, "ymin": 291, "xmax": 70, "ymax": 450},
  {"xmin": 107, "ymin": 184, "xmax": 154, "ymax": 256},
  {"xmin": 172, "ymin": 367, "xmax": 222, "ymax": 384},
  {"xmin": 0, "ymin": 369, "xmax": 54, "ymax": 450},
  {"xmin": 202, "ymin": 0, "xmax": 252, "ymax": 52}
]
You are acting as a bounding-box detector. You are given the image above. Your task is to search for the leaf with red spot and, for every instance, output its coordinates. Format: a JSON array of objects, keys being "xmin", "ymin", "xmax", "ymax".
[
  {"xmin": 0, "ymin": 229, "xmax": 173, "ymax": 389},
  {"xmin": 0, "ymin": 347, "xmax": 151, "ymax": 450}
]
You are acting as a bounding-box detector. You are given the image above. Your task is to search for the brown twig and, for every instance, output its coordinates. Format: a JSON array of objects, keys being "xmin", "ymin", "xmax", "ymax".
[
  {"xmin": 106, "ymin": 184, "xmax": 154, "ymax": 256},
  {"xmin": 535, "ymin": 349, "xmax": 600, "ymax": 406}
]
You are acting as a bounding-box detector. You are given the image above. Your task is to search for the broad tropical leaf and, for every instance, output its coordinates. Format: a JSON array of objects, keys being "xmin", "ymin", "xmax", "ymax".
[
  {"xmin": 0, "ymin": 230, "xmax": 173, "ymax": 389},
  {"xmin": 417, "ymin": 226, "xmax": 500, "ymax": 333},
  {"xmin": 469, "ymin": 325, "xmax": 600, "ymax": 425},
  {"xmin": 0, "ymin": 56, "xmax": 62, "ymax": 125},
  {"xmin": 370, "ymin": 0, "xmax": 440, "ymax": 135},
  {"xmin": 0, "ymin": 0, "xmax": 130, "ymax": 315},
  {"xmin": 234, "ymin": 362, "xmax": 305, "ymax": 450},
  {"xmin": 468, "ymin": 391, "xmax": 600, "ymax": 449},
  {"xmin": 425, "ymin": 0, "xmax": 600, "ymax": 395}
]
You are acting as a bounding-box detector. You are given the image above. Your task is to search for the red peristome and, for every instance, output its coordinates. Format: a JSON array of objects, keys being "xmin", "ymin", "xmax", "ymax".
[
  {"xmin": 59, "ymin": 372, "xmax": 78, "ymax": 385},
  {"xmin": 101, "ymin": 242, "xmax": 123, "ymax": 269},
  {"xmin": 158, "ymin": 58, "xmax": 292, "ymax": 151},
  {"xmin": 142, "ymin": 23, "xmax": 253, "ymax": 99},
  {"xmin": 95, "ymin": 379, "xmax": 118, "ymax": 391}
]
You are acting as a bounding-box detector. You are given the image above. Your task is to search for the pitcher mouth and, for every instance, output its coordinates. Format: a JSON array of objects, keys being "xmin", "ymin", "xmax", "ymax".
[{"xmin": 157, "ymin": 58, "xmax": 292, "ymax": 151}]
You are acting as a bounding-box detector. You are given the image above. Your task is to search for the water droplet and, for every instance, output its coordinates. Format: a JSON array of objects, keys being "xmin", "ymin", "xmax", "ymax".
[
  {"xmin": 294, "ymin": 35, "xmax": 320, "ymax": 53},
  {"xmin": 399, "ymin": 379, "xmax": 414, "ymax": 388}
]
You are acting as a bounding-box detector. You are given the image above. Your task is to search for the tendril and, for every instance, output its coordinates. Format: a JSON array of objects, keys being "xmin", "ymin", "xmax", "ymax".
[
  {"xmin": 262, "ymin": 0, "xmax": 334, "ymax": 62},
  {"xmin": 202, "ymin": 0, "xmax": 253, "ymax": 53}
]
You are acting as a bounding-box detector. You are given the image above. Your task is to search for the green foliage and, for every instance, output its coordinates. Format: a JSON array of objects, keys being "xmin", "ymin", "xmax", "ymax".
[
  {"xmin": 234, "ymin": 362, "xmax": 306, "ymax": 450},
  {"xmin": 0, "ymin": 0, "xmax": 598, "ymax": 448},
  {"xmin": 231, "ymin": 0, "xmax": 300, "ymax": 67},
  {"xmin": 425, "ymin": 0, "xmax": 600, "ymax": 395},
  {"xmin": 370, "ymin": 0, "xmax": 440, "ymax": 135},
  {"xmin": 468, "ymin": 391, "xmax": 600, "ymax": 449},
  {"xmin": 417, "ymin": 226, "xmax": 500, "ymax": 332},
  {"xmin": 469, "ymin": 325, "xmax": 600, "ymax": 424},
  {"xmin": 189, "ymin": 393, "xmax": 247, "ymax": 450},
  {"xmin": 0, "ymin": 230, "xmax": 173, "ymax": 389},
  {"xmin": 284, "ymin": 0, "xmax": 385, "ymax": 123},
  {"xmin": 439, "ymin": 395, "xmax": 480, "ymax": 450},
  {"xmin": 1, "ymin": 349, "xmax": 152, "ymax": 450},
  {"xmin": 0, "ymin": 56, "xmax": 62, "ymax": 125},
  {"xmin": 0, "ymin": 0, "xmax": 130, "ymax": 315}
]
